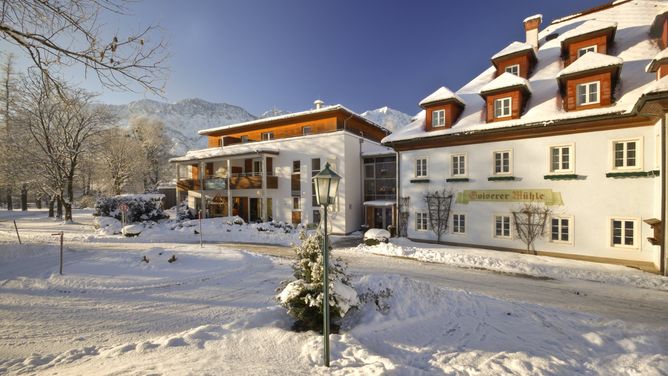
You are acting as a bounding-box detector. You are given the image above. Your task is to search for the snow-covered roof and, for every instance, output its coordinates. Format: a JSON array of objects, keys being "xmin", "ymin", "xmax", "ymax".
[
  {"xmin": 491, "ymin": 42, "xmax": 535, "ymax": 61},
  {"xmin": 645, "ymin": 48, "xmax": 668, "ymax": 72},
  {"xmin": 642, "ymin": 74, "xmax": 668, "ymax": 95},
  {"xmin": 198, "ymin": 104, "xmax": 387, "ymax": 135},
  {"xmin": 557, "ymin": 52, "xmax": 623, "ymax": 78},
  {"xmin": 523, "ymin": 14, "xmax": 543, "ymax": 23},
  {"xmin": 479, "ymin": 72, "xmax": 531, "ymax": 95},
  {"xmin": 384, "ymin": 0, "xmax": 663, "ymax": 144},
  {"xmin": 559, "ymin": 20, "xmax": 617, "ymax": 44},
  {"xmin": 418, "ymin": 87, "xmax": 464, "ymax": 107},
  {"xmin": 169, "ymin": 144, "xmax": 279, "ymax": 163}
]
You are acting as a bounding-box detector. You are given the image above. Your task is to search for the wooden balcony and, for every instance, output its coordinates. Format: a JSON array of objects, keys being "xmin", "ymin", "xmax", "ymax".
[{"xmin": 179, "ymin": 175, "xmax": 278, "ymax": 191}]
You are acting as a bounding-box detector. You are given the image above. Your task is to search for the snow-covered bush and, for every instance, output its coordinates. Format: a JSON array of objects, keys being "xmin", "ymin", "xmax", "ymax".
[
  {"xmin": 176, "ymin": 201, "xmax": 195, "ymax": 221},
  {"xmin": 94, "ymin": 195, "xmax": 167, "ymax": 223},
  {"xmin": 122, "ymin": 224, "xmax": 144, "ymax": 237},
  {"xmin": 363, "ymin": 229, "xmax": 390, "ymax": 246},
  {"xmin": 221, "ymin": 216, "xmax": 245, "ymax": 225},
  {"xmin": 277, "ymin": 231, "xmax": 358, "ymax": 332},
  {"xmin": 94, "ymin": 216, "xmax": 122, "ymax": 235}
]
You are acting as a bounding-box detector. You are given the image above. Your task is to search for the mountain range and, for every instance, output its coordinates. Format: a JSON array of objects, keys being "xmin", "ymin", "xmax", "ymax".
[{"xmin": 100, "ymin": 98, "xmax": 413, "ymax": 155}]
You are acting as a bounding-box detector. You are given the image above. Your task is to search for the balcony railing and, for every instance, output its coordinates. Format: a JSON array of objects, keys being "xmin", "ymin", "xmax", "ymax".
[{"xmin": 179, "ymin": 174, "xmax": 278, "ymax": 191}]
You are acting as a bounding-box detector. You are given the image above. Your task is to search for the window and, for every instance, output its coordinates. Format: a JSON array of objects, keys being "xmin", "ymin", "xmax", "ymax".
[
  {"xmin": 240, "ymin": 135, "xmax": 249, "ymax": 143},
  {"xmin": 252, "ymin": 160, "xmax": 263, "ymax": 175},
  {"xmin": 416, "ymin": 212, "xmax": 428, "ymax": 231},
  {"xmin": 313, "ymin": 209, "xmax": 321, "ymax": 225},
  {"xmin": 494, "ymin": 215, "xmax": 511, "ymax": 238},
  {"xmin": 576, "ymin": 81, "xmax": 599, "ymax": 106},
  {"xmin": 493, "ymin": 150, "xmax": 512, "ymax": 175},
  {"xmin": 549, "ymin": 145, "xmax": 574, "ymax": 173},
  {"xmin": 302, "ymin": 126, "xmax": 312, "ymax": 135},
  {"xmin": 453, "ymin": 213, "xmax": 466, "ymax": 234},
  {"xmin": 611, "ymin": 218, "xmax": 637, "ymax": 248},
  {"xmin": 494, "ymin": 97, "xmax": 512, "ymax": 118},
  {"xmin": 551, "ymin": 217, "xmax": 571, "ymax": 243},
  {"xmin": 612, "ymin": 139, "xmax": 642, "ymax": 170},
  {"xmin": 217, "ymin": 138, "xmax": 223, "ymax": 147},
  {"xmin": 431, "ymin": 109, "xmax": 446, "ymax": 128},
  {"xmin": 451, "ymin": 154, "xmax": 466, "ymax": 177},
  {"xmin": 577, "ymin": 45, "xmax": 597, "ymax": 57},
  {"xmin": 311, "ymin": 158, "xmax": 321, "ymax": 206},
  {"xmin": 261, "ymin": 132, "xmax": 274, "ymax": 141},
  {"xmin": 291, "ymin": 161, "xmax": 301, "ymax": 196},
  {"xmin": 293, "ymin": 197, "xmax": 300, "ymax": 210},
  {"xmin": 416, "ymin": 158, "xmax": 428, "ymax": 177},
  {"xmin": 505, "ymin": 64, "xmax": 520, "ymax": 76}
]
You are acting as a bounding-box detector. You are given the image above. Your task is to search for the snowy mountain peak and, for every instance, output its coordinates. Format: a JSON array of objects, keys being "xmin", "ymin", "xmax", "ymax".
[{"xmin": 361, "ymin": 106, "xmax": 413, "ymax": 133}]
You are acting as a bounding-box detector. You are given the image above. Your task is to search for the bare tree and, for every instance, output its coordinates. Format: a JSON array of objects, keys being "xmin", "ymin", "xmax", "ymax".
[
  {"xmin": 0, "ymin": 53, "xmax": 17, "ymax": 210},
  {"xmin": 97, "ymin": 127, "xmax": 141, "ymax": 195},
  {"xmin": 512, "ymin": 202, "xmax": 551, "ymax": 255},
  {"xmin": 424, "ymin": 189, "xmax": 453, "ymax": 243},
  {"xmin": 18, "ymin": 72, "xmax": 113, "ymax": 221},
  {"xmin": 0, "ymin": 0, "xmax": 168, "ymax": 94},
  {"xmin": 129, "ymin": 115, "xmax": 172, "ymax": 192}
]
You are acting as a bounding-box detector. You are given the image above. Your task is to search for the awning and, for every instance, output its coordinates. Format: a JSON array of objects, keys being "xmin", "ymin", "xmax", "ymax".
[{"xmin": 363, "ymin": 200, "xmax": 396, "ymax": 207}]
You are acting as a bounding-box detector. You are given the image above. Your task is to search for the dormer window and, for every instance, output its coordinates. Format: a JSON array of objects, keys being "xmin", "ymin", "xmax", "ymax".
[
  {"xmin": 505, "ymin": 64, "xmax": 520, "ymax": 76},
  {"xmin": 560, "ymin": 20, "xmax": 617, "ymax": 66},
  {"xmin": 431, "ymin": 109, "xmax": 446, "ymax": 127},
  {"xmin": 491, "ymin": 42, "xmax": 536, "ymax": 79},
  {"xmin": 576, "ymin": 81, "xmax": 599, "ymax": 106},
  {"xmin": 577, "ymin": 45, "xmax": 597, "ymax": 57},
  {"xmin": 418, "ymin": 86, "xmax": 465, "ymax": 131},
  {"xmin": 479, "ymin": 72, "xmax": 531, "ymax": 123},
  {"xmin": 494, "ymin": 98, "xmax": 512, "ymax": 118},
  {"xmin": 556, "ymin": 52, "xmax": 622, "ymax": 112}
]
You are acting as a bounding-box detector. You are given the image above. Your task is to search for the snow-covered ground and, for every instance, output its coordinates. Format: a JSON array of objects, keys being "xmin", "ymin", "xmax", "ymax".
[
  {"xmin": 1, "ymin": 241, "xmax": 666, "ymax": 375},
  {"xmin": 356, "ymin": 238, "xmax": 668, "ymax": 292},
  {"xmin": 0, "ymin": 210, "xmax": 667, "ymax": 374}
]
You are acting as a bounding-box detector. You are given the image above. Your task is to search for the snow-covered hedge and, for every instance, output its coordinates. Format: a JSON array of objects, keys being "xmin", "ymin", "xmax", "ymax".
[{"xmin": 94, "ymin": 194, "xmax": 168, "ymax": 223}]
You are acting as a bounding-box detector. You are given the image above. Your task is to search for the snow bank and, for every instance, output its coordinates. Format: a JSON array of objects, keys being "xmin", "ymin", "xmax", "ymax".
[{"xmin": 356, "ymin": 238, "xmax": 668, "ymax": 291}]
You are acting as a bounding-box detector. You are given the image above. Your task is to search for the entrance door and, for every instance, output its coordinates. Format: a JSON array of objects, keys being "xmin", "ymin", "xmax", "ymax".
[
  {"xmin": 372, "ymin": 207, "xmax": 394, "ymax": 230},
  {"xmin": 233, "ymin": 197, "xmax": 248, "ymax": 222},
  {"xmin": 249, "ymin": 198, "xmax": 260, "ymax": 222}
]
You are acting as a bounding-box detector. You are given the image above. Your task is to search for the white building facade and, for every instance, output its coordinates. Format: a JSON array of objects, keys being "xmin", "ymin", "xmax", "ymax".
[
  {"xmin": 385, "ymin": 1, "xmax": 668, "ymax": 273},
  {"xmin": 171, "ymin": 104, "xmax": 391, "ymax": 235}
]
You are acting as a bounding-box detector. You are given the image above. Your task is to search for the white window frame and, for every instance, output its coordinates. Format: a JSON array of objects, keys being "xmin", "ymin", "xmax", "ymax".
[
  {"xmin": 240, "ymin": 135, "xmax": 249, "ymax": 143},
  {"xmin": 261, "ymin": 132, "xmax": 274, "ymax": 141},
  {"xmin": 415, "ymin": 157, "xmax": 428, "ymax": 178},
  {"xmin": 452, "ymin": 213, "xmax": 466, "ymax": 235},
  {"xmin": 493, "ymin": 214, "xmax": 512, "ymax": 239},
  {"xmin": 609, "ymin": 137, "xmax": 643, "ymax": 172},
  {"xmin": 416, "ymin": 212, "xmax": 429, "ymax": 231},
  {"xmin": 494, "ymin": 97, "xmax": 512, "ymax": 118},
  {"xmin": 548, "ymin": 144, "xmax": 575, "ymax": 174},
  {"xmin": 576, "ymin": 81, "xmax": 600, "ymax": 106},
  {"xmin": 577, "ymin": 45, "xmax": 597, "ymax": 57},
  {"xmin": 505, "ymin": 64, "xmax": 520, "ymax": 76},
  {"xmin": 609, "ymin": 217, "xmax": 639, "ymax": 249},
  {"xmin": 492, "ymin": 149, "xmax": 513, "ymax": 176},
  {"xmin": 451, "ymin": 153, "xmax": 467, "ymax": 177},
  {"xmin": 431, "ymin": 109, "xmax": 446, "ymax": 128},
  {"xmin": 550, "ymin": 216, "xmax": 573, "ymax": 244}
]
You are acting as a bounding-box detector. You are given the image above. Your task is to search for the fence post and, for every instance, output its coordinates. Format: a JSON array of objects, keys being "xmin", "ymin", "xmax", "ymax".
[
  {"xmin": 199, "ymin": 210, "xmax": 203, "ymax": 248},
  {"xmin": 13, "ymin": 220, "xmax": 21, "ymax": 244},
  {"xmin": 52, "ymin": 231, "xmax": 64, "ymax": 275}
]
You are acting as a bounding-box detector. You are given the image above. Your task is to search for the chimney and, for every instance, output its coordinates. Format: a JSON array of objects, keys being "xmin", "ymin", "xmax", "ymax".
[
  {"xmin": 523, "ymin": 14, "xmax": 542, "ymax": 49},
  {"xmin": 314, "ymin": 99, "xmax": 324, "ymax": 110}
]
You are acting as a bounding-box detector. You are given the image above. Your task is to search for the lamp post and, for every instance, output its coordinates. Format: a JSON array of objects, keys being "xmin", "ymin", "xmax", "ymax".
[{"xmin": 312, "ymin": 162, "xmax": 341, "ymax": 368}]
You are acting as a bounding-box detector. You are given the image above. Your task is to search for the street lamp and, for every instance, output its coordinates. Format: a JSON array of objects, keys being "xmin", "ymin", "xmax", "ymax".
[{"xmin": 312, "ymin": 162, "xmax": 341, "ymax": 367}]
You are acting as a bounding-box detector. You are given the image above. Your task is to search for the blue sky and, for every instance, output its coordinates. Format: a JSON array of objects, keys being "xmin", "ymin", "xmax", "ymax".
[{"xmin": 71, "ymin": 0, "xmax": 608, "ymax": 115}]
